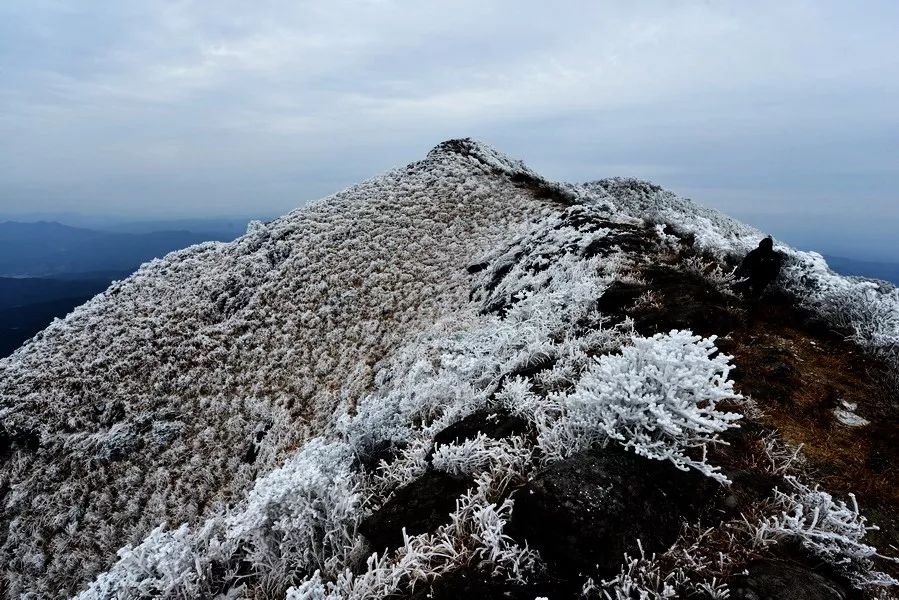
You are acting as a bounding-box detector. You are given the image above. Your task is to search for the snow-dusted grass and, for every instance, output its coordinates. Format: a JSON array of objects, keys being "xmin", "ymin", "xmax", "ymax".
[
  {"xmin": 591, "ymin": 176, "xmax": 899, "ymax": 362},
  {"xmin": 77, "ymin": 439, "xmax": 366, "ymax": 599},
  {"xmin": 431, "ymin": 433, "xmax": 533, "ymax": 495},
  {"xmin": 779, "ymin": 253, "xmax": 899, "ymax": 359},
  {"xmin": 581, "ymin": 543, "xmax": 729, "ymax": 600},
  {"xmin": 287, "ymin": 488, "xmax": 537, "ymax": 600}
]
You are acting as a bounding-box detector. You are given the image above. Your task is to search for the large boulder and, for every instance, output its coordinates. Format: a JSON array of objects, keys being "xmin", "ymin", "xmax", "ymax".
[
  {"xmin": 510, "ymin": 446, "xmax": 719, "ymax": 583},
  {"xmin": 729, "ymin": 560, "xmax": 848, "ymax": 600}
]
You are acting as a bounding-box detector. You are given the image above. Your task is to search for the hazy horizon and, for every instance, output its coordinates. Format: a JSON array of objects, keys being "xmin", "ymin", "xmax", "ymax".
[{"xmin": 2, "ymin": 2, "xmax": 898, "ymax": 260}]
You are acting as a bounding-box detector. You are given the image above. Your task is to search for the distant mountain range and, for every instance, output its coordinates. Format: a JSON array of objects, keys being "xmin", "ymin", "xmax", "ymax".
[
  {"xmin": 0, "ymin": 220, "xmax": 242, "ymax": 277},
  {"xmin": 824, "ymin": 255, "xmax": 899, "ymax": 286},
  {"xmin": 0, "ymin": 219, "xmax": 251, "ymax": 357}
]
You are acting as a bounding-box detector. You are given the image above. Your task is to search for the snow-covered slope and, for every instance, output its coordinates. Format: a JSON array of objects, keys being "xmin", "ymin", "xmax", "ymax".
[
  {"xmin": 1, "ymin": 140, "xmax": 897, "ymax": 599},
  {"xmin": 0, "ymin": 141, "xmax": 558, "ymax": 597}
]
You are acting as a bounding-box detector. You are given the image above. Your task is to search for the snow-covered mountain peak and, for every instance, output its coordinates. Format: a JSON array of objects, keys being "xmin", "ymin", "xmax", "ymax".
[
  {"xmin": 427, "ymin": 138, "xmax": 534, "ymax": 174},
  {"xmin": 1, "ymin": 142, "xmax": 897, "ymax": 599}
]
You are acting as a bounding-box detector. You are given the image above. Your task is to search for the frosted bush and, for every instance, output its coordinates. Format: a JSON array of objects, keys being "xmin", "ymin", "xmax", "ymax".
[
  {"xmin": 582, "ymin": 542, "xmax": 729, "ymax": 600},
  {"xmin": 286, "ymin": 488, "xmax": 537, "ymax": 600},
  {"xmin": 757, "ymin": 478, "xmax": 898, "ymax": 587},
  {"xmin": 681, "ymin": 255, "xmax": 739, "ymax": 297},
  {"xmin": 78, "ymin": 523, "xmax": 204, "ymax": 599},
  {"xmin": 583, "ymin": 554, "xmax": 683, "ymax": 600},
  {"xmin": 432, "ymin": 433, "xmax": 533, "ymax": 494},
  {"xmin": 431, "ymin": 433, "xmax": 531, "ymax": 479},
  {"xmin": 505, "ymin": 330, "xmax": 742, "ymax": 482},
  {"xmin": 571, "ymin": 330, "xmax": 741, "ymax": 478},
  {"xmin": 370, "ymin": 436, "xmax": 431, "ymax": 493},
  {"xmin": 77, "ymin": 439, "xmax": 364, "ymax": 599},
  {"xmin": 780, "ymin": 252, "xmax": 899, "ymax": 358},
  {"xmin": 223, "ymin": 439, "xmax": 364, "ymax": 585}
]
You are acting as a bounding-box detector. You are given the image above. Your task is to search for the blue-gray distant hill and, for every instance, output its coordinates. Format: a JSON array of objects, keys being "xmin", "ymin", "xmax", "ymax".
[
  {"xmin": 0, "ymin": 221, "xmax": 239, "ymax": 277},
  {"xmin": 825, "ymin": 255, "xmax": 899, "ymax": 286},
  {"xmin": 0, "ymin": 220, "xmax": 250, "ymax": 357},
  {"xmin": 0, "ymin": 280, "xmax": 113, "ymax": 357}
]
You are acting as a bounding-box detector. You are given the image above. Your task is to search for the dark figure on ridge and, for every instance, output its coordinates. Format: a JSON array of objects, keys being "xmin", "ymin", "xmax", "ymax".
[{"xmin": 734, "ymin": 236, "xmax": 784, "ymax": 298}]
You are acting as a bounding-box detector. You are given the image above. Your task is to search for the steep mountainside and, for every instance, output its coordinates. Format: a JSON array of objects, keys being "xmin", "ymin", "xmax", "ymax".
[{"xmin": 1, "ymin": 140, "xmax": 897, "ymax": 600}]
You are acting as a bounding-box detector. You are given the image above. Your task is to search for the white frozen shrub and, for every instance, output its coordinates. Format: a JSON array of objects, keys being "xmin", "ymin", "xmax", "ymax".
[
  {"xmin": 568, "ymin": 330, "xmax": 741, "ymax": 481},
  {"xmin": 584, "ymin": 559, "xmax": 682, "ymax": 600},
  {"xmin": 222, "ymin": 439, "xmax": 364, "ymax": 587},
  {"xmin": 780, "ymin": 253, "xmax": 899, "ymax": 358},
  {"xmin": 77, "ymin": 439, "xmax": 364, "ymax": 599},
  {"xmin": 757, "ymin": 432, "xmax": 805, "ymax": 475},
  {"xmin": 78, "ymin": 524, "xmax": 204, "ymax": 599},
  {"xmin": 581, "ymin": 543, "xmax": 731, "ymax": 600},
  {"xmin": 431, "ymin": 433, "xmax": 531, "ymax": 479},
  {"xmin": 506, "ymin": 330, "xmax": 742, "ymax": 482},
  {"xmin": 681, "ymin": 254, "xmax": 739, "ymax": 297},
  {"xmin": 286, "ymin": 488, "xmax": 537, "ymax": 600},
  {"xmin": 432, "ymin": 434, "xmax": 533, "ymax": 495},
  {"xmin": 757, "ymin": 478, "xmax": 898, "ymax": 587},
  {"xmin": 370, "ymin": 436, "xmax": 431, "ymax": 494}
]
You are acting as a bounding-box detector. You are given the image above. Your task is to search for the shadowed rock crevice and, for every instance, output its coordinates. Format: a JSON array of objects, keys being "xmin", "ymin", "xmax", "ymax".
[{"xmin": 430, "ymin": 408, "xmax": 531, "ymax": 452}]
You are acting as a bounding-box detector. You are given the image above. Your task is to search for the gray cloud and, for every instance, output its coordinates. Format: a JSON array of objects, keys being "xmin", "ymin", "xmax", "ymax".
[{"xmin": 1, "ymin": 1, "xmax": 897, "ymax": 258}]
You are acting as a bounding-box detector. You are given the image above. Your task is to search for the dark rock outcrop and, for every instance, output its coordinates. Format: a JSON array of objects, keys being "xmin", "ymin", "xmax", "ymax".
[
  {"xmin": 729, "ymin": 560, "xmax": 848, "ymax": 600},
  {"xmin": 509, "ymin": 446, "xmax": 719, "ymax": 586},
  {"xmin": 359, "ymin": 471, "xmax": 473, "ymax": 553},
  {"xmin": 431, "ymin": 408, "xmax": 530, "ymax": 451}
]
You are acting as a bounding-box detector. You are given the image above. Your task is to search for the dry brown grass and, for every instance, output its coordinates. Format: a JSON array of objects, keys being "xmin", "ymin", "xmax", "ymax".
[{"xmin": 612, "ymin": 243, "xmax": 899, "ymax": 583}]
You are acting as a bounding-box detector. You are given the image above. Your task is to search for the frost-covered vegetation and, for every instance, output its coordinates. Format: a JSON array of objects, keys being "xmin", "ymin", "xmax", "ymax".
[
  {"xmin": 587, "ymin": 177, "xmax": 899, "ymax": 362},
  {"xmin": 500, "ymin": 330, "xmax": 742, "ymax": 481},
  {"xmin": 1, "ymin": 139, "xmax": 896, "ymax": 598},
  {"xmin": 757, "ymin": 478, "xmax": 899, "ymax": 588},
  {"xmin": 71, "ymin": 191, "xmax": 747, "ymax": 599},
  {"xmin": 0, "ymin": 141, "xmax": 553, "ymax": 597}
]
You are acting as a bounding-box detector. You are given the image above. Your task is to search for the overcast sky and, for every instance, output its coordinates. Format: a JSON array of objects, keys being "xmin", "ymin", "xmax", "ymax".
[{"xmin": 1, "ymin": 1, "xmax": 897, "ymax": 259}]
